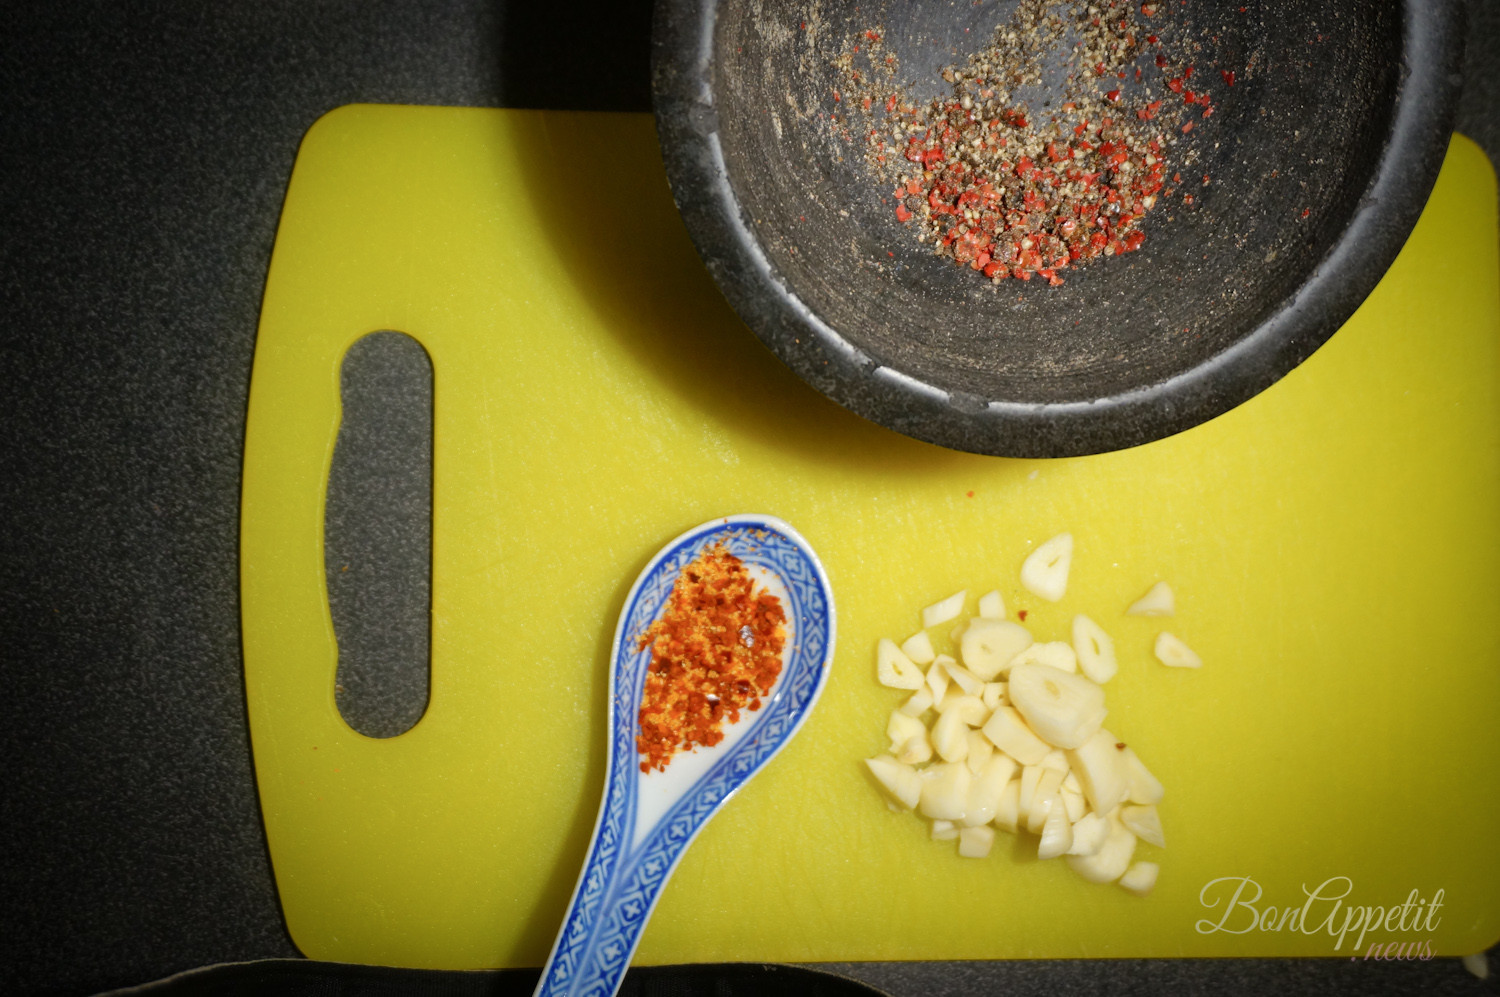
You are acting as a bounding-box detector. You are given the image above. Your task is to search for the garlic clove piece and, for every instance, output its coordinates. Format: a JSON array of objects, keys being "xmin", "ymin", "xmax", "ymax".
[
  {"xmin": 1121, "ymin": 803, "xmax": 1165, "ymax": 848},
  {"xmin": 899, "ymin": 685, "xmax": 934, "ymax": 717},
  {"xmin": 1154, "ymin": 631, "xmax": 1202, "ymax": 668},
  {"xmin": 926, "ymin": 658, "xmax": 952, "ymax": 703},
  {"xmin": 901, "ymin": 630, "xmax": 937, "ymax": 665},
  {"xmin": 977, "ymin": 589, "xmax": 1007, "ymax": 619},
  {"xmin": 964, "ymin": 728, "xmax": 995, "ymax": 774},
  {"xmin": 923, "ymin": 590, "xmax": 967, "ymax": 628},
  {"xmin": 1008, "ymin": 640, "xmax": 1079, "ymax": 675},
  {"xmin": 1127, "ymin": 581, "xmax": 1175, "ymax": 616},
  {"xmin": 1037, "ymin": 790, "xmax": 1075, "ymax": 859},
  {"xmin": 918, "ymin": 762, "xmax": 971, "ymax": 821},
  {"xmin": 958, "ymin": 824, "xmax": 996, "ymax": 857},
  {"xmin": 1067, "ymin": 811, "xmax": 1109, "ymax": 857},
  {"xmin": 1122, "ymin": 746, "xmax": 1165, "ymax": 805},
  {"xmin": 931, "ymin": 818, "xmax": 959, "ymax": 841},
  {"xmin": 961, "ymin": 752, "xmax": 1014, "ymax": 826},
  {"xmin": 1017, "ymin": 764, "xmax": 1042, "ymax": 821},
  {"xmin": 894, "ymin": 733, "xmax": 933, "ymax": 766},
  {"xmin": 943, "ymin": 659, "xmax": 987, "ymax": 697},
  {"xmin": 1119, "ymin": 860, "xmax": 1160, "ymax": 896},
  {"xmin": 960, "ymin": 618, "xmax": 1033, "ymax": 680},
  {"xmin": 877, "ymin": 638, "xmax": 925, "ymax": 689},
  {"xmin": 1027, "ymin": 767, "xmax": 1066, "ymax": 834},
  {"xmin": 1007, "ymin": 663, "xmax": 1107, "ymax": 749},
  {"xmin": 887, "ymin": 709, "xmax": 925, "ymax": 751},
  {"xmin": 981, "ymin": 705, "xmax": 1051, "ymax": 765},
  {"xmin": 1072, "ymin": 614, "xmax": 1118, "ymax": 684},
  {"xmin": 865, "ymin": 754, "xmax": 922, "ymax": 810},
  {"xmin": 1066, "ymin": 729, "xmax": 1130, "ymax": 815},
  {"xmin": 930, "ymin": 706, "xmax": 971, "ymax": 763},
  {"xmin": 992, "ymin": 775, "xmax": 1023, "ymax": 833},
  {"xmin": 1066, "ymin": 810, "xmax": 1137, "ymax": 883},
  {"xmin": 1021, "ymin": 533, "xmax": 1073, "ymax": 602}
]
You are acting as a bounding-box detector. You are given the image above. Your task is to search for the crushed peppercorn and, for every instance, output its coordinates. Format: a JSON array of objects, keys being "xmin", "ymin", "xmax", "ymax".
[
  {"xmin": 636, "ymin": 545, "xmax": 787, "ymax": 773},
  {"xmin": 833, "ymin": 0, "xmax": 1219, "ymax": 285}
]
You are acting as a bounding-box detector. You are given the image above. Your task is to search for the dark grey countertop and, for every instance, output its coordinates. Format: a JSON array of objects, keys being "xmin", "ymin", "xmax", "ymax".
[{"xmin": 3, "ymin": 2, "xmax": 1498, "ymax": 995}]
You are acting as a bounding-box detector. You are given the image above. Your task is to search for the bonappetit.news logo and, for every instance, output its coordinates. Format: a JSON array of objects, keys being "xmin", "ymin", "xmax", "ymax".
[{"xmin": 1196, "ymin": 876, "xmax": 1443, "ymax": 959}]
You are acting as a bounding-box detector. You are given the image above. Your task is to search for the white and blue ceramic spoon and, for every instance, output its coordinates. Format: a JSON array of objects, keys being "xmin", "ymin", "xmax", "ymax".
[{"xmin": 533, "ymin": 514, "xmax": 835, "ymax": 997}]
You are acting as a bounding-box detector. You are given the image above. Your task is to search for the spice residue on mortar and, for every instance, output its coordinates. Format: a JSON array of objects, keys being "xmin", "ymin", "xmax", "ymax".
[
  {"xmin": 636, "ymin": 544, "xmax": 788, "ymax": 773},
  {"xmin": 831, "ymin": 0, "xmax": 1222, "ymax": 285}
]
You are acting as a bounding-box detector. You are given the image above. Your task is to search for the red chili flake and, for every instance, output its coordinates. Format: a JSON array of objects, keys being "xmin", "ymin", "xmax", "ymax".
[
  {"xmin": 1167, "ymin": 77, "xmax": 1184, "ymax": 93},
  {"xmin": 1184, "ymin": 66, "xmax": 1194, "ymax": 79},
  {"xmin": 1155, "ymin": 54, "xmax": 1169, "ymax": 68},
  {"xmin": 895, "ymin": 203, "xmax": 912, "ymax": 222},
  {"xmin": 1106, "ymin": 89, "xmax": 1121, "ymax": 102},
  {"xmin": 1183, "ymin": 193, "xmax": 1194, "ymax": 204},
  {"xmin": 864, "ymin": 30, "xmax": 880, "ymax": 40},
  {"xmin": 1222, "ymin": 69, "xmax": 1236, "ymax": 86},
  {"xmin": 832, "ymin": 90, "xmax": 841, "ymax": 102},
  {"xmin": 1017, "ymin": 609, "xmax": 1029, "ymax": 621},
  {"xmin": 1181, "ymin": 120, "xmax": 1194, "ymax": 133},
  {"xmin": 1173, "ymin": 172, "xmax": 1182, "ymax": 182},
  {"xmin": 1301, "ymin": 207, "xmax": 1310, "ymax": 218},
  {"xmin": 1141, "ymin": 2, "xmax": 1159, "ymax": 16},
  {"xmin": 1202, "ymin": 174, "xmax": 1211, "ymax": 184},
  {"xmin": 1146, "ymin": 34, "xmax": 1159, "ymax": 44},
  {"xmin": 1183, "ymin": 90, "xmax": 1196, "ymax": 103},
  {"xmin": 636, "ymin": 545, "xmax": 787, "ymax": 773},
  {"xmin": 1202, "ymin": 106, "xmax": 1215, "ymax": 118},
  {"xmin": 966, "ymin": 490, "xmax": 975, "ymax": 498}
]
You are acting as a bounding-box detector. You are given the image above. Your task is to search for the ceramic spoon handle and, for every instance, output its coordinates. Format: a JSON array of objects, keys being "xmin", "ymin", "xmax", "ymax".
[{"xmin": 534, "ymin": 806, "xmax": 692, "ymax": 997}]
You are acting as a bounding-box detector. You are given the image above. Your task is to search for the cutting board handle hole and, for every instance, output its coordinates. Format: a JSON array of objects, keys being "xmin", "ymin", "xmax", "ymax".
[{"xmin": 326, "ymin": 330, "xmax": 433, "ymax": 738}]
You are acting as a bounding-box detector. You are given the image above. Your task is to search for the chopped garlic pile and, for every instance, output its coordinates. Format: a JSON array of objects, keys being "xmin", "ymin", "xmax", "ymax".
[{"xmin": 864, "ymin": 533, "xmax": 1191, "ymax": 896}]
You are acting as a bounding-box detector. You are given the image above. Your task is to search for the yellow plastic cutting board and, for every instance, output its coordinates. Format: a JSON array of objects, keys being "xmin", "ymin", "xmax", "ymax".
[{"xmin": 241, "ymin": 105, "xmax": 1500, "ymax": 967}]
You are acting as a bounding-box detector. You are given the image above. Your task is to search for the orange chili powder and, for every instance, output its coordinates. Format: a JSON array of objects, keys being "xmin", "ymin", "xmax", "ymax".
[{"xmin": 636, "ymin": 544, "xmax": 787, "ymax": 773}]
